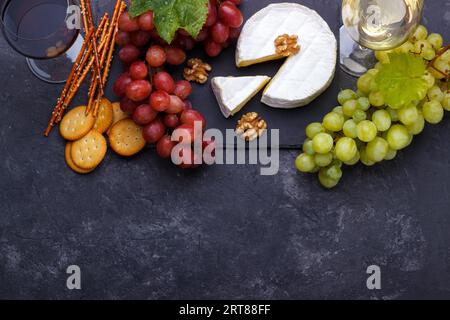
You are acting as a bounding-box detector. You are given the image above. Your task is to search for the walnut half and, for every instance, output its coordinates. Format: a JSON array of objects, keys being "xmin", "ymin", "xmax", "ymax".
[
  {"xmin": 183, "ymin": 58, "xmax": 212, "ymax": 84},
  {"xmin": 236, "ymin": 112, "xmax": 268, "ymax": 141},
  {"xmin": 274, "ymin": 34, "xmax": 301, "ymax": 57}
]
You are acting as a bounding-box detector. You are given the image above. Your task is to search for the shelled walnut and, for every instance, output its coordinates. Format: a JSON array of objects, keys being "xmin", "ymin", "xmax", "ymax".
[
  {"xmin": 236, "ymin": 112, "xmax": 268, "ymax": 141},
  {"xmin": 274, "ymin": 34, "xmax": 300, "ymax": 57},
  {"xmin": 183, "ymin": 58, "xmax": 212, "ymax": 84}
]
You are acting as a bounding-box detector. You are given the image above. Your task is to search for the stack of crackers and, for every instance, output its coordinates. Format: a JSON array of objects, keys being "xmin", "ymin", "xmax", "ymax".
[{"xmin": 60, "ymin": 99, "xmax": 146, "ymax": 174}]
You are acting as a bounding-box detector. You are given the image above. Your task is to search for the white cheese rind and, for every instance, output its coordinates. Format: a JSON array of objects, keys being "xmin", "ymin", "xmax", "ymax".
[
  {"xmin": 212, "ymin": 76, "xmax": 271, "ymax": 118},
  {"xmin": 236, "ymin": 3, "xmax": 337, "ymax": 109}
]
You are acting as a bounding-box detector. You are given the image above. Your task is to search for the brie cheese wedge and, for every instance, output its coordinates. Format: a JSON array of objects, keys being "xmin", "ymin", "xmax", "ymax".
[
  {"xmin": 212, "ymin": 76, "xmax": 271, "ymax": 118},
  {"xmin": 236, "ymin": 3, "xmax": 337, "ymax": 109}
]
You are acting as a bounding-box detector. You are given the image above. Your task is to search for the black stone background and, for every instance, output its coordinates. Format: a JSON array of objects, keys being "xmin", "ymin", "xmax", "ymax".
[{"xmin": 1, "ymin": 0, "xmax": 450, "ymax": 299}]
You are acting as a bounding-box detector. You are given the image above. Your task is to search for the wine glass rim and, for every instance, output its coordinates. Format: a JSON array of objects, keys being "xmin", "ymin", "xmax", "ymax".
[{"xmin": 1, "ymin": 0, "xmax": 75, "ymax": 41}]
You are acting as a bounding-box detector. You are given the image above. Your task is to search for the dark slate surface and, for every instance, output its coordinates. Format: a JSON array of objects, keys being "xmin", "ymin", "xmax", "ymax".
[{"xmin": 0, "ymin": 0, "xmax": 450, "ymax": 300}]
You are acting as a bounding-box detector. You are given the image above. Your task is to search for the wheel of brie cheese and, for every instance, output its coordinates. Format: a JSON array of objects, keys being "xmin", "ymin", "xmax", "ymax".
[
  {"xmin": 212, "ymin": 76, "xmax": 271, "ymax": 118},
  {"xmin": 236, "ymin": 3, "xmax": 337, "ymax": 109}
]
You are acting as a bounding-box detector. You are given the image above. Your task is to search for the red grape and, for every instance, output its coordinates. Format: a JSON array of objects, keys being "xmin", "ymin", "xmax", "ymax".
[
  {"xmin": 195, "ymin": 28, "xmax": 209, "ymax": 42},
  {"xmin": 146, "ymin": 45, "xmax": 166, "ymax": 67},
  {"xmin": 130, "ymin": 30, "xmax": 151, "ymax": 47},
  {"xmin": 173, "ymin": 124, "xmax": 195, "ymax": 144},
  {"xmin": 218, "ymin": 1, "xmax": 243, "ymax": 28},
  {"xmin": 178, "ymin": 29, "xmax": 190, "ymax": 37},
  {"xmin": 228, "ymin": 0, "xmax": 241, "ymax": 4},
  {"xmin": 120, "ymin": 97, "xmax": 140, "ymax": 114},
  {"xmin": 180, "ymin": 109, "xmax": 206, "ymax": 131},
  {"xmin": 156, "ymin": 135, "xmax": 176, "ymax": 159},
  {"xmin": 138, "ymin": 11, "xmax": 155, "ymax": 31},
  {"xmin": 174, "ymin": 80, "xmax": 192, "ymax": 100},
  {"xmin": 143, "ymin": 119, "xmax": 166, "ymax": 143},
  {"xmin": 165, "ymin": 45, "xmax": 187, "ymax": 65},
  {"xmin": 116, "ymin": 31, "xmax": 131, "ymax": 46},
  {"xmin": 204, "ymin": 39, "xmax": 223, "ymax": 57},
  {"xmin": 163, "ymin": 114, "xmax": 180, "ymax": 128},
  {"xmin": 118, "ymin": 12, "xmax": 140, "ymax": 32},
  {"xmin": 129, "ymin": 61, "xmax": 148, "ymax": 80},
  {"xmin": 113, "ymin": 72, "xmax": 132, "ymax": 97},
  {"xmin": 119, "ymin": 44, "xmax": 140, "ymax": 63},
  {"xmin": 153, "ymin": 71, "xmax": 175, "ymax": 93},
  {"xmin": 132, "ymin": 104, "xmax": 158, "ymax": 125},
  {"xmin": 149, "ymin": 90, "xmax": 170, "ymax": 112},
  {"xmin": 205, "ymin": 0, "xmax": 218, "ymax": 27},
  {"xmin": 229, "ymin": 27, "xmax": 241, "ymax": 39},
  {"xmin": 183, "ymin": 100, "xmax": 193, "ymax": 111},
  {"xmin": 211, "ymin": 22, "xmax": 230, "ymax": 43},
  {"xmin": 166, "ymin": 95, "xmax": 185, "ymax": 114},
  {"xmin": 126, "ymin": 80, "xmax": 152, "ymax": 101}
]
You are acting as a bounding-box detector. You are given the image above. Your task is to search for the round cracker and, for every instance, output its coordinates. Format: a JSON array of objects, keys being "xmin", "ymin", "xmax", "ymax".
[
  {"xmin": 107, "ymin": 102, "xmax": 129, "ymax": 135},
  {"xmin": 65, "ymin": 142, "xmax": 95, "ymax": 174},
  {"xmin": 109, "ymin": 119, "xmax": 146, "ymax": 157},
  {"xmin": 71, "ymin": 130, "xmax": 107, "ymax": 169},
  {"xmin": 60, "ymin": 106, "xmax": 95, "ymax": 141},
  {"xmin": 93, "ymin": 98, "xmax": 113, "ymax": 134}
]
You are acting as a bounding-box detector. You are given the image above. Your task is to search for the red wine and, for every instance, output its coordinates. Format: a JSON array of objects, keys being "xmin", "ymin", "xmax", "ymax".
[{"xmin": 2, "ymin": 0, "xmax": 79, "ymax": 59}]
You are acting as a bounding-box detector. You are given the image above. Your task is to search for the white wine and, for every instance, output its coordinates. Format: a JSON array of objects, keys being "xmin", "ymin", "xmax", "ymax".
[{"xmin": 342, "ymin": 0, "xmax": 424, "ymax": 50}]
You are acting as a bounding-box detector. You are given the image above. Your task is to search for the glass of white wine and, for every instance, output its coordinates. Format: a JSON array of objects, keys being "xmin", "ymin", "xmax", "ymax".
[{"xmin": 340, "ymin": 0, "xmax": 424, "ymax": 76}]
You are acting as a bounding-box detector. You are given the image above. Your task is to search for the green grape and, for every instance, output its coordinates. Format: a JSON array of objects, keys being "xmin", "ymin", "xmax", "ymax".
[
  {"xmin": 394, "ymin": 41, "xmax": 414, "ymax": 54},
  {"xmin": 366, "ymin": 137, "xmax": 389, "ymax": 163},
  {"xmin": 302, "ymin": 139, "xmax": 315, "ymax": 155},
  {"xmin": 318, "ymin": 169, "xmax": 340, "ymax": 189},
  {"xmin": 372, "ymin": 110, "xmax": 392, "ymax": 132},
  {"xmin": 414, "ymin": 39, "xmax": 433, "ymax": 54},
  {"xmin": 357, "ymin": 120, "xmax": 378, "ymax": 142},
  {"xmin": 360, "ymin": 147, "xmax": 375, "ymax": 166},
  {"xmin": 369, "ymin": 91, "xmax": 385, "ymax": 108},
  {"xmin": 295, "ymin": 153, "xmax": 316, "ymax": 173},
  {"xmin": 423, "ymin": 100, "xmax": 444, "ymax": 124},
  {"xmin": 314, "ymin": 153, "xmax": 333, "ymax": 167},
  {"xmin": 422, "ymin": 71, "xmax": 436, "ymax": 89},
  {"xmin": 312, "ymin": 133, "xmax": 334, "ymax": 154},
  {"xmin": 323, "ymin": 112, "xmax": 345, "ymax": 132},
  {"xmin": 343, "ymin": 119, "xmax": 358, "ymax": 138},
  {"xmin": 386, "ymin": 124, "xmax": 411, "ymax": 150},
  {"xmin": 375, "ymin": 51, "xmax": 390, "ymax": 64},
  {"xmin": 443, "ymin": 92, "xmax": 450, "ymax": 111},
  {"xmin": 427, "ymin": 85, "xmax": 444, "ymax": 102},
  {"xmin": 343, "ymin": 99, "xmax": 359, "ymax": 117},
  {"xmin": 387, "ymin": 107, "xmax": 399, "ymax": 121},
  {"xmin": 398, "ymin": 104, "xmax": 419, "ymax": 126},
  {"xmin": 357, "ymin": 73, "xmax": 374, "ymax": 95},
  {"xmin": 421, "ymin": 47, "xmax": 436, "ymax": 61},
  {"xmin": 311, "ymin": 166, "xmax": 320, "ymax": 173},
  {"xmin": 335, "ymin": 137, "xmax": 357, "ymax": 162},
  {"xmin": 338, "ymin": 89, "xmax": 358, "ymax": 105},
  {"xmin": 374, "ymin": 62, "xmax": 383, "ymax": 70},
  {"xmin": 333, "ymin": 106, "xmax": 344, "ymax": 116},
  {"xmin": 428, "ymin": 53, "xmax": 449, "ymax": 80},
  {"xmin": 358, "ymin": 97, "xmax": 370, "ymax": 111},
  {"xmin": 406, "ymin": 113, "xmax": 425, "ymax": 135},
  {"xmin": 410, "ymin": 25, "xmax": 428, "ymax": 42},
  {"xmin": 344, "ymin": 151, "xmax": 360, "ymax": 166},
  {"xmin": 306, "ymin": 122, "xmax": 325, "ymax": 139},
  {"xmin": 384, "ymin": 148, "xmax": 397, "ymax": 161},
  {"xmin": 352, "ymin": 109, "xmax": 367, "ymax": 123},
  {"xmin": 366, "ymin": 69, "xmax": 379, "ymax": 77},
  {"xmin": 427, "ymin": 33, "xmax": 443, "ymax": 50},
  {"xmin": 325, "ymin": 165, "xmax": 343, "ymax": 181}
]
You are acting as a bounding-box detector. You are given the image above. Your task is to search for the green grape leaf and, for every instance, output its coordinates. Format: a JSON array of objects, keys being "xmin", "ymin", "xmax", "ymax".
[
  {"xmin": 129, "ymin": 0, "xmax": 209, "ymax": 44},
  {"xmin": 375, "ymin": 53, "xmax": 428, "ymax": 109}
]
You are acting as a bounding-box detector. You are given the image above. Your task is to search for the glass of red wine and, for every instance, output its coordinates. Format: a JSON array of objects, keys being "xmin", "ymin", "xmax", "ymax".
[{"xmin": 1, "ymin": 0, "xmax": 82, "ymax": 83}]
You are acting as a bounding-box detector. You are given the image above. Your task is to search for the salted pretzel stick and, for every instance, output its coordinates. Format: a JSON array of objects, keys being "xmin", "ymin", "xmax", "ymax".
[
  {"xmin": 87, "ymin": 0, "xmax": 125, "ymax": 115},
  {"xmin": 93, "ymin": 1, "xmax": 126, "ymax": 116},
  {"xmin": 80, "ymin": 0, "xmax": 103, "ymax": 96},
  {"xmin": 44, "ymin": 28, "xmax": 95, "ymax": 136}
]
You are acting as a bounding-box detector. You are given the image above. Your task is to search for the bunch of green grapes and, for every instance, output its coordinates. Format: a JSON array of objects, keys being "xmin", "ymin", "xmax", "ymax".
[{"xmin": 295, "ymin": 25, "xmax": 449, "ymax": 189}]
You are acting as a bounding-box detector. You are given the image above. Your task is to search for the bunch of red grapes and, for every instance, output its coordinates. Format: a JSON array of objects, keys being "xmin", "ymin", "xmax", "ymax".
[{"xmin": 113, "ymin": 1, "xmax": 243, "ymax": 167}]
